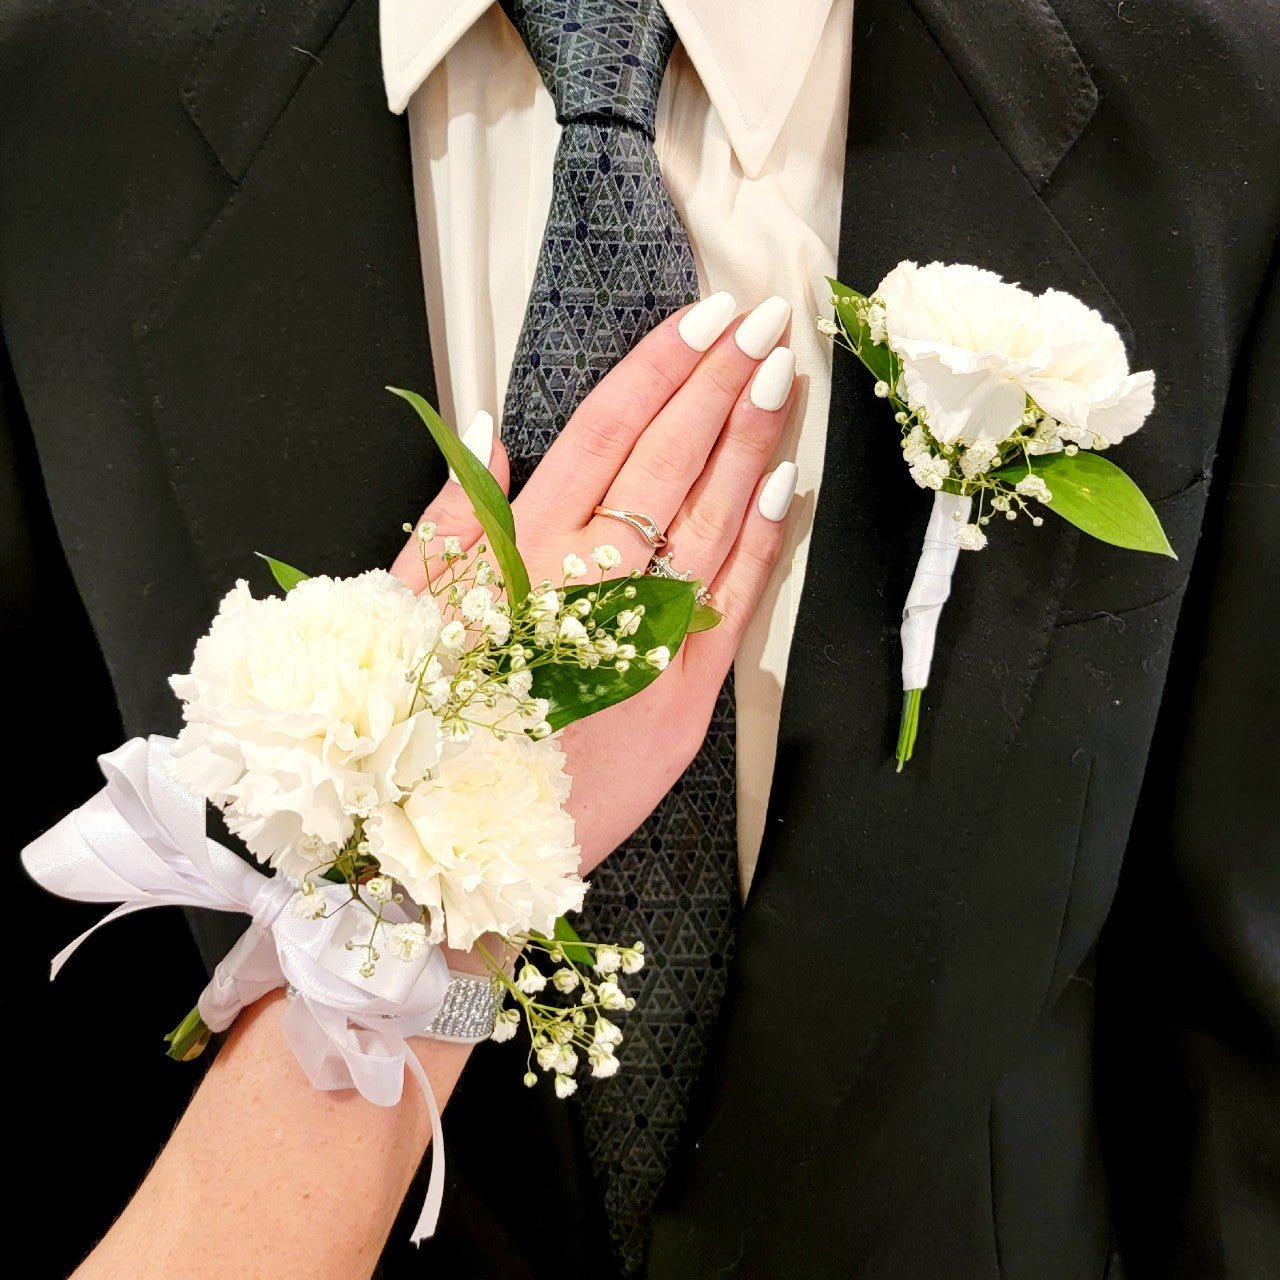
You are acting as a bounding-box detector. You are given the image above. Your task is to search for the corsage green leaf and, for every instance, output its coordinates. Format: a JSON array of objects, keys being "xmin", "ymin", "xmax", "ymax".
[
  {"xmin": 531, "ymin": 915, "xmax": 595, "ymax": 968},
  {"xmin": 386, "ymin": 386, "xmax": 533, "ymax": 603},
  {"xmin": 826, "ymin": 275, "xmax": 897, "ymax": 390},
  {"xmin": 993, "ymin": 451, "xmax": 1176, "ymax": 558},
  {"xmin": 533, "ymin": 575, "xmax": 697, "ymax": 732},
  {"xmin": 687, "ymin": 599, "xmax": 722, "ymax": 633},
  {"xmin": 255, "ymin": 552, "xmax": 311, "ymax": 592}
]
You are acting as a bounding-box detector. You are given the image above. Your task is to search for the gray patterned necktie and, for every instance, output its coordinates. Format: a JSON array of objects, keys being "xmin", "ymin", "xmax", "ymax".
[{"xmin": 498, "ymin": 1, "xmax": 739, "ymax": 1272}]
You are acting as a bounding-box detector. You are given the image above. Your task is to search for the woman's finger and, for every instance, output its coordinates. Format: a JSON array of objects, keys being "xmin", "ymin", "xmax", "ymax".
[
  {"xmin": 593, "ymin": 296, "xmax": 791, "ymax": 563},
  {"xmin": 515, "ymin": 292, "xmax": 738, "ymax": 527},
  {"xmin": 659, "ymin": 346, "xmax": 796, "ymax": 585},
  {"xmin": 683, "ymin": 461, "xmax": 798, "ymax": 682},
  {"xmin": 389, "ymin": 412, "xmax": 509, "ymax": 592}
]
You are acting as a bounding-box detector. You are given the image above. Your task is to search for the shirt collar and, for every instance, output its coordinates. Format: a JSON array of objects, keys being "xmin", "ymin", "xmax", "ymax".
[{"xmin": 379, "ymin": 0, "xmax": 837, "ymax": 178}]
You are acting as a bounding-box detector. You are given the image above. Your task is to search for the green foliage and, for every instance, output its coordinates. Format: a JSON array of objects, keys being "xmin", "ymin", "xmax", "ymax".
[
  {"xmin": 993, "ymin": 451, "xmax": 1175, "ymax": 557},
  {"xmin": 532, "ymin": 576, "xmax": 698, "ymax": 732},
  {"xmin": 255, "ymin": 553, "xmax": 310, "ymax": 592},
  {"xmin": 826, "ymin": 275, "xmax": 897, "ymax": 389},
  {"xmin": 387, "ymin": 387, "xmax": 532, "ymax": 602}
]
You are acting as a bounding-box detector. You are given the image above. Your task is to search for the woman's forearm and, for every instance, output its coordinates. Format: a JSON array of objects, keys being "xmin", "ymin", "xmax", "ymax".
[{"xmin": 75, "ymin": 987, "xmax": 476, "ymax": 1280}]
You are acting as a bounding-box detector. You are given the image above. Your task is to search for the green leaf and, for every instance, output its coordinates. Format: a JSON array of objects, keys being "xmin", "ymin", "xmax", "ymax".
[
  {"xmin": 992, "ymin": 451, "xmax": 1176, "ymax": 558},
  {"xmin": 687, "ymin": 600, "xmax": 722, "ymax": 633},
  {"xmin": 255, "ymin": 552, "xmax": 311, "ymax": 592},
  {"xmin": 549, "ymin": 915, "xmax": 594, "ymax": 968},
  {"xmin": 386, "ymin": 387, "xmax": 531, "ymax": 603},
  {"xmin": 531, "ymin": 575, "xmax": 698, "ymax": 732},
  {"xmin": 825, "ymin": 275, "xmax": 897, "ymax": 389}
]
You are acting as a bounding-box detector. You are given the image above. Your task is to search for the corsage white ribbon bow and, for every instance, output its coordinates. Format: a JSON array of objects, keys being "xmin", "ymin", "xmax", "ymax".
[{"xmin": 21, "ymin": 735, "xmax": 451, "ymax": 1243}]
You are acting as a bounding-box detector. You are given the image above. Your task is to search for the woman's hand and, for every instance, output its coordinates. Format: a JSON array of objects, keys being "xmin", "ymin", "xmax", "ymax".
[{"xmin": 391, "ymin": 294, "xmax": 799, "ymax": 873}]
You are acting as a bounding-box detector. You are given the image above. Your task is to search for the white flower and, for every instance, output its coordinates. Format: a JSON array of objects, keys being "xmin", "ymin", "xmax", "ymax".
[
  {"xmin": 816, "ymin": 316, "xmax": 839, "ymax": 336},
  {"xmin": 959, "ymin": 437, "xmax": 1001, "ymax": 479},
  {"xmin": 594, "ymin": 1018, "xmax": 623, "ymax": 1047},
  {"xmin": 644, "ymin": 646, "xmax": 671, "ymax": 672},
  {"xmin": 365, "ymin": 727, "xmax": 585, "ymax": 949},
  {"xmin": 954, "ymin": 523, "xmax": 989, "ymax": 552},
  {"xmin": 345, "ymin": 782, "xmax": 379, "ymax": 816},
  {"xmin": 536, "ymin": 1043, "xmax": 577, "ymax": 1076},
  {"xmin": 865, "ymin": 301, "xmax": 888, "ymax": 344},
  {"xmin": 558, "ymin": 616, "xmax": 588, "ymax": 645},
  {"xmin": 168, "ymin": 572, "xmax": 445, "ymax": 879},
  {"xmin": 619, "ymin": 947, "xmax": 645, "ymax": 975},
  {"xmin": 873, "ymin": 380, "xmax": 890, "ymax": 398},
  {"xmin": 908, "ymin": 453, "xmax": 951, "ymax": 491},
  {"xmin": 490, "ymin": 1007, "xmax": 520, "ymax": 1043},
  {"xmin": 516, "ymin": 963, "xmax": 548, "ymax": 994},
  {"xmin": 442, "ymin": 535, "xmax": 464, "ymax": 559},
  {"xmin": 366, "ymin": 875, "xmax": 394, "ymax": 903},
  {"xmin": 529, "ymin": 589, "xmax": 560, "ymax": 618},
  {"xmin": 482, "ymin": 609, "xmax": 511, "ymax": 643},
  {"xmin": 554, "ymin": 1074, "xmax": 578, "ymax": 1099},
  {"xmin": 386, "ymin": 921, "xmax": 430, "ymax": 961},
  {"xmin": 440, "ymin": 622, "xmax": 468, "ymax": 654},
  {"xmin": 506, "ymin": 669, "xmax": 534, "ymax": 700},
  {"xmin": 1015, "ymin": 474, "xmax": 1053, "ymax": 503},
  {"xmin": 597, "ymin": 980, "xmax": 627, "ymax": 1010},
  {"xmin": 592, "ymin": 544, "xmax": 622, "ymax": 571},
  {"xmin": 460, "ymin": 586, "xmax": 494, "ymax": 622},
  {"xmin": 594, "ymin": 947, "xmax": 622, "ymax": 974},
  {"xmin": 901, "ymin": 425, "xmax": 928, "ymax": 462},
  {"xmin": 293, "ymin": 890, "xmax": 329, "ymax": 920},
  {"xmin": 875, "ymin": 261, "xmax": 1155, "ymax": 447},
  {"xmin": 588, "ymin": 1045, "xmax": 620, "ymax": 1078},
  {"xmin": 615, "ymin": 609, "xmax": 641, "ymax": 637},
  {"xmin": 562, "ymin": 553, "xmax": 587, "ymax": 580},
  {"xmin": 552, "ymin": 967, "xmax": 581, "ymax": 994}
]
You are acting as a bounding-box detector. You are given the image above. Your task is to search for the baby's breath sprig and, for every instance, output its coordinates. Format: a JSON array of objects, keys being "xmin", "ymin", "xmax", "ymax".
[
  {"xmin": 479, "ymin": 932, "xmax": 646, "ymax": 1098},
  {"xmin": 395, "ymin": 524, "xmax": 670, "ymax": 744}
]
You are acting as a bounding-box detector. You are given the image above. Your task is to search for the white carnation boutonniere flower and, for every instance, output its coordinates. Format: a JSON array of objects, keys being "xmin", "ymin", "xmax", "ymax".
[{"xmin": 819, "ymin": 261, "xmax": 1174, "ymax": 769}]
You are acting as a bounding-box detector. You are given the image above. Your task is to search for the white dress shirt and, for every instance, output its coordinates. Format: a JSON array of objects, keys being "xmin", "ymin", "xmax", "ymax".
[{"xmin": 380, "ymin": 0, "xmax": 852, "ymax": 893}]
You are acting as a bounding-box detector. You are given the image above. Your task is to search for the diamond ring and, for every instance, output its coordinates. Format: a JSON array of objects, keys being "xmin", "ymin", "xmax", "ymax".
[{"xmin": 592, "ymin": 505, "xmax": 668, "ymax": 549}]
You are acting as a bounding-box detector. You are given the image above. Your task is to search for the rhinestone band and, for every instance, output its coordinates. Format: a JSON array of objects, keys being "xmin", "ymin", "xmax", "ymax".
[{"xmin": 421, "ymin": 971, "xmax": 499, "ymax": 1043}]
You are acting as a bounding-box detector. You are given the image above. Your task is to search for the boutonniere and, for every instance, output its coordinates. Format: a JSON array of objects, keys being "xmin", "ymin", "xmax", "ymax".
[{"xmin": 818, "ymin": 261, "xmax": 1174, "ymax": 769}]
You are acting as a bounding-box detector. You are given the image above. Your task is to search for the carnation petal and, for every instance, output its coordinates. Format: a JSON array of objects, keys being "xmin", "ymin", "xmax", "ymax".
[
  {"xmin": 1088, "ymin": 369, "xmax": 1156, "ymax": 443},
  {"xmin": 901, "ymin": 357, "xmax": 1026, "ymax": 445}
]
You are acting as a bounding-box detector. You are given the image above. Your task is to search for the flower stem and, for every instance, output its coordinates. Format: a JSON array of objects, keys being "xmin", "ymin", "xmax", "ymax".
[
  {"xmin": 164, "ymin": 1004, "xmax": 212, "ymax": 1062},
  {"xmin": 896, "ymin": 688, "xmax": 923, "ymax": 772}
]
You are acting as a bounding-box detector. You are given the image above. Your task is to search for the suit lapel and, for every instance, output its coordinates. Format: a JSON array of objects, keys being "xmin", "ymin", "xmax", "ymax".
[
  {"xmin": 653, "ymin": 0, "xmax": 1120, "ymax": 1265},
  {"xmin": 134, "ymin": 0, "xmax": 444, "ymax": 599}
]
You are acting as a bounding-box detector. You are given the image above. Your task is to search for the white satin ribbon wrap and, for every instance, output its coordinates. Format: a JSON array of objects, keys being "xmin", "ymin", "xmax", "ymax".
[
  {"xmin": 20, "ymin": 735, "xmax": 451, "ymax": 1243},
  {"xmin": 901, "ymin": 490, "xmax": 972, "ymax": 690}
]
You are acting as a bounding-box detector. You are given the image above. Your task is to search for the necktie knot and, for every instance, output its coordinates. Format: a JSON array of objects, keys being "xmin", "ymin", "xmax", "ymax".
[{"xmin": 501, "ymin": 0, "xmax": 677, "ymax": 136}]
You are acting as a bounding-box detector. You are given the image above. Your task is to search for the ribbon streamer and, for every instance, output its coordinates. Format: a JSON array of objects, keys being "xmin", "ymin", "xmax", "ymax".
[
  {"xmin": 900, "ymin": 490, "xmax": 972, "ymax": 691},
  {"xmin": 21, "ymin": 735, "xmax": 451, "ymax": 1243}
]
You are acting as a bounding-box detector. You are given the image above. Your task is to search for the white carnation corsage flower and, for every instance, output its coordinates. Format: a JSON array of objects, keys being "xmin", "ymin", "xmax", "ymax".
[
  {"xmin": 21, "ymin": 388, "xmax": 714, "ymax": 1243},
  {"xmin": 819, "ymin": 261, "xmax": 1174, "ymax": 768}
]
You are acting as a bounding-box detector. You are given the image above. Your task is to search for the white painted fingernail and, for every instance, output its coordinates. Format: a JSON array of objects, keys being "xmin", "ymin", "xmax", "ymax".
[
  {"xmin": 678, "ymin": 291, "xmax": 737, "ymax": 352},
  {"xmin": 449, "ymin": 410, "xmax": 494, "ymax": 483},
  {"xmin": 749, "ymin": 347, "xmax": 796, "ymax": 411},
  {"xmin": 735, "ymin": 295, "xmax": 791, "ymax": 359},
  {"xmin": 758, "ymin": 461, "xmax": 798, "ymax": 522}
]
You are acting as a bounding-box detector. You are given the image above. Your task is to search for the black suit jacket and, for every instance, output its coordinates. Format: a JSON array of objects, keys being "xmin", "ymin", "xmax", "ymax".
[{"xmin": 2, "ymin": 1, "xmax": 1278, "ymax": 1277}]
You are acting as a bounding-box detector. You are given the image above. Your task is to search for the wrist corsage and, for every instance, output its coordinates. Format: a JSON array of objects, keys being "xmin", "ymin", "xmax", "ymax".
[{"xmin": 21, "ymin": 388, "xmax": 716, "ymax": 1241}]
